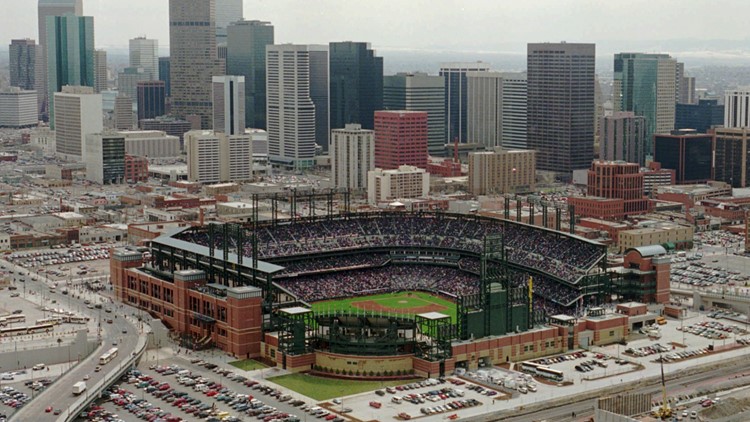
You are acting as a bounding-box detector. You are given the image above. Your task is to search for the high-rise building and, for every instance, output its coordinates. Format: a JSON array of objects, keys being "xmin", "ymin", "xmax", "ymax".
[
  {"xmin": 679, "ymin": 76, "xmax": 697, "ymax": 105},
  {"xmin": 226, "ymin": 20, "xmax": 274, "ymax": 130},
  {"xmin": 383, "ymin": 72, "xmax": 445, "ymax": 156},
  {"xmin": 374, "ymin": 110, "xmax": 428, "ymax": 170},
  {"xmin": 599, "ymin": 112, "xmax": 647, "ymax": 165},
  {"xmin": 93, "ymin": 49, "xmax": 108, "ymax": 93},
  {"xmin": 0, "ymin": 88, "xmax": 38, "ymax": 128},
  {"xmin": 724, "ymin": 89, "xmax": 750, "ymax": 128},
  {"xmin": 654, "ymin": 129, "xmax": 713, "ymax": 184},
  {"xmin": 85, "ymin": 131, "xmax": 126, "ymax": 184},
  {"xmin": 308, "ymin": 45, "xmax": 330, "ymax": 151},
  {"xmin": 266, "ymin": 44, "xmax": 316, "ymax": 170},
  {"xmin": 613, "ymin": 53, "xmax": 677, "ymax": 156},
  {"xmin": 117, "ymin": 67, "xmax": 150, "ymax": 104},
  {"xmin": 675, "ymin": 99, "xmax": 723, "ymax": 133},
  {"xmin": 37, "ymin": 0, "xmax": 83, "ymax": 118},
  {"xmin": 329, "ymin": 42, "xmax": 383, "ymax": 130},
  {"xmin": 466, "ymin": 71, "xmax": 527, "ymax": 150},
  {"xmin": 139, "ymin": 115, "xmax": 192, "ymax": 145},
  {"xmin": 46, "ymin": 14, "xmax": 95, "ymax": 126},
  {"xmin": 331, "ymin": 123, "xmax": 375, "ymax": 190},
  {"xmin": 440, "ymin": 62, "xmax": 490, "ymax": 144},
  {"xmin": 113, "ymin": 95, "xmax": 133, "ymax": 130},
  {"xmin": 468, "ymin": 148, "xmax": 536, "ymax": 195},
  {"xmin": 212, "ymin": 75, "xmax": 245, "ymax": 135},
  {"xmin": 53, "ymin": 85, "xmax": 102, "ymax": 160},
  {"xmin": 185, "ymin": 130, "xmax": 253, "ymax": 183},
  {"xmin": 9, "ymin": 39, "xmax": 36, "ymax": 90},
  {"xmin": 215, "ymin": 0, "xmax": 243, "ymax": 44},
  {"xmin": 137, "ymin": 81, "xmax": 166, "ymax": 122},
  {"xmin": 129, "ymin": 37, "xmax": 159, "ymax": 80},
  {"xmin": 158, "ymin": 57, "xmax": 171, "ymax": 97},
  {"xmin": 527, "ymin": 43, "xmax": 595, "ymax": 179},
  {"xmin": 367, "ymin": 165, "xmax": 429, "ymax": 205},
  {"xmin": 169, "ymin": 0, "xmax": 224, "ymax": 129},
  {"xmin": 713, "ymin": 127, "xmax": 750, "ymax": 188}
]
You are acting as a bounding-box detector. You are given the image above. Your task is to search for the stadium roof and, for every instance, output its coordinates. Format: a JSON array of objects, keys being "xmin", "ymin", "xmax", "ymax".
[
  {"xmin": 628, "ymin": 245, "xmax": 667, "ymax": 257},
  {"xmin": 151, "ymin": 230, "xmax": 284, "ymax": 275},
  {"xmin": 417, "ymin": 312, "xmax": 450, "ymax": 320}
]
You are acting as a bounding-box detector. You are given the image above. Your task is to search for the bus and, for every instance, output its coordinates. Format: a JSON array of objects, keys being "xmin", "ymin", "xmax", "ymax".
[
  {"xmin": 36, "ymin": 317, "xmax": 62, "ymax": 326},
  {"xmin": 536, "ymin": 366, "xmax": 564, "ymax": 382},
  {"xmin": 1, "ymin": 315, "xmax": 26, "ymax": 324},
  {"xmin": 520, "ymin": 361, "xmax": 542, "ymax": 375},
  {"xmin": 27, "ymin": 323, "xmax": 55, "ymax": 334},
  {"xmin": 99, "ymin": 347, "xmax": 118, "ymax": 365},
  {"xmin": 0, "ymin": 326, "xmax": 29, "ymax": 336},
  {"xmin": 64, "ymin": 315, "xmax": 90, "ymax": 324}
]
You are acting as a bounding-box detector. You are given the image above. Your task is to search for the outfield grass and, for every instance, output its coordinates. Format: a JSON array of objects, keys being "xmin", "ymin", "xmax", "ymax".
[
  {"xmin": 228, "ymin": 359, "xmax": 268, "ymax": 371},
  {"xmin": 311, "ymin": 291, "xmax": 457, "ymax": 322},
  {"xmin": 267, "ymin": 373, "xmax": 414, "ymax": 400}
]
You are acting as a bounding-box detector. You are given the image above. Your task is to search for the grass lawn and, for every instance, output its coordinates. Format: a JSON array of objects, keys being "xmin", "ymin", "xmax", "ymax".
[
  {"xmin": 312, "ymin": 291, "xmax": 457, "ymax": 322},
  {"xmin": 228, "ymin": 359, "xmax": 268, "ymax": 371},
  {"xmin": 267, "ymin": 373, "xmax": 414, "ymax": 401}
]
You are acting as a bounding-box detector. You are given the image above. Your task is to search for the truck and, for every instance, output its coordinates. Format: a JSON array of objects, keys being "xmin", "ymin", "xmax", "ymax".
[{"xmin": 73, "ymin": 381, "xmax": 86, "ymax": 395}]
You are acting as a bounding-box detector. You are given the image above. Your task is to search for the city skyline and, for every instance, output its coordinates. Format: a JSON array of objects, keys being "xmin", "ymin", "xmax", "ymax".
[{"xmin": 4, "ymin": 1, "xmax": 750, "ymax": 61}]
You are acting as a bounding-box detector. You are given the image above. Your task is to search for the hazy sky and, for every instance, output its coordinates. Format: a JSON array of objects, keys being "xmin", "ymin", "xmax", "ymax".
[{"xmin": 4, "ymin": 0, "xmax": 750, "ymax": 55}]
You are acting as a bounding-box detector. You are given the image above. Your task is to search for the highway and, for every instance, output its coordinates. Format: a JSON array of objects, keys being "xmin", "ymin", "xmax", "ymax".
[{"xmin": 0, "ymin": 257, "xmax": 141, "ymax": 421}]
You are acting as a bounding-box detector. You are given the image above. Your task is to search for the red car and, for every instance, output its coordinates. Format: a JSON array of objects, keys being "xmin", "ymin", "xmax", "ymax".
[
  {"xmin": 369, "ymin": 401, "xmax": 382, "ymax": 409},
  {"xmin": 45, "ymin": 406, "xmax": 53, "ymax": 413}
]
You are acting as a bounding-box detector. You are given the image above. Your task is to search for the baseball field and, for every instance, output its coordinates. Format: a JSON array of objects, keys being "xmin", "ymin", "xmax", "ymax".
[{"xmin": 311, "ymin": 290, "xmax": 457, "ymax": 322}]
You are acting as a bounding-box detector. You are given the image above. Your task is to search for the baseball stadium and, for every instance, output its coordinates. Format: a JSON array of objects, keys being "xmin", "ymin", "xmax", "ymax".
[{"xmin": 112, "ymin": 196, "xmax": 637, "ymax": 378}]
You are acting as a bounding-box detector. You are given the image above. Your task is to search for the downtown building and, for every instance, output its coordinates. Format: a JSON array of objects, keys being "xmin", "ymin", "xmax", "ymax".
[
  {"xmin": 93, "ymin": 49, "xmax": 108, "ymax": 93},
  {"xmin": 9, "ymin": 39, "xmax": 36, "ymax": 91},
  {"xmin": 129, "ymin": 37, "xmax": 159, "ymax": 80},
  {"xmin": 212, "ymin": 75, "xmax": 245, "ymax": 135},
  {"xmin": 226, "ymin": 20, "xmax": 274, "ymax": 130},
  {"xmin": 118, "ymin": 130, "xmax": 181, "ymax": 158},
  {"xmin": 567, "ymin": 161, "xmax": 652, "ymax": 220},
  {"xmin": 169, "ymin": 0, "xmax": 225, "ymax": 129},
  {"xmin": 613, "ymin": 53, "xmax": 677, "ymax": 156},
  {"xmin": 53, "ymin": 85, "xmax": 102, "ymax": 160},
  {"xmin": 675, "ymin": 99, "xmax": 723, "ymax": 134},
  {"xmin": 527, "ymin": 43, "xmax": 595, "ymax": 180},
  {"xmin": 137, "ymin": 81, "xmax": 167, "ymax": 122},
  {"xmin": 654, "ymin": 129, "xmax": 713, "ymax": 184},
  {"xmin": 185, "ymin": 130, "xmax": 252, "ymax": 184},
  {"xmin": 330, "ymin": 124, "xmax": 375, "ymax": 190},
  {"xmin": 373, "ymin": 110, "xmax": 428, "ymax": 170},
  {"xmin": 466, "ymin": 71, "xmax": 527, "ymax": 150},
  {"xmin": 724, "ymin": 89, "xmax": 750, "ymax": 128},
  {"xmin": 467, "ymin": 148, "xmax": 536, "ymax": 196},
  {"xmin": 599, "ymin": 112, "xmax": 647, "ymax": 165},
  {"xmin": 215, "ymin": 0, "xmax": 243, "ymax": 44},
  {"xmin": 0, "ymin": 88, "xmax": 38, "ymax": 128},
  {"xmin": 712, "ymin": 127, "xmax": 750, "ymax": 188},
  {"xmin": 440, "ymin": 62, "xmax": 490, "ymax": 144},
  {"xmin": 383, "ymin": 72, "xmax": 445, "ymax": 156},
  {"xmin": 329, "ymin": 42, "xmax": 383, "ymax": 132},
  {"xmin": 85, "ymin": 131, "xmax": 126, "ymax": 184}
]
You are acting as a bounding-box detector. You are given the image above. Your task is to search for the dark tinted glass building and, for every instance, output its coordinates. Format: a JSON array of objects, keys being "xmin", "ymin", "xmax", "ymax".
[
  {"xmin": 654, "ymin": 130, "xmax": 712, "ymax": 184},
  {"xmin": 527, "ymin": 43, "xmax": 595, "ymax": 179},
  {"xmin": 9, "ymin": 39, "xmax": 36, "ymax": 90},
  {"xmin": 158, "ymin": 57, "xmax": 170, "ymax": 97},
  {"xmin": 675, "ymin": 99, "xmax": 724, "ymax": 133},
  {"xmin": 329, "ymin": 42, "xmax": 383, "ymax": 131},
  {"xmin": 137, "ymin": 81, "xmax": 166, "ymax": 122},
  {"xmin": 439, "ymin": 62, "xmax": 489, "ymax": 144}
]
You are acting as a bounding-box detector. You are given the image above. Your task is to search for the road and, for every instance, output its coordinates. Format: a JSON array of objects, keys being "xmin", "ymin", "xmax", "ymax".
[{"xmin": 0, "ymin": 257, "xmax": 141, "ymax": 421}]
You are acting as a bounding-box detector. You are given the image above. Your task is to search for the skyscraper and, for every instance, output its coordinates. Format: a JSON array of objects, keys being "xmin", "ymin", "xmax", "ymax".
[
  {"xmin": 129, "ymin": 37, "xmax": 159, "ymax": 80},
  {"xmin": 185, "ymin": 130, "xmax": 253, "ymax": 183},
  {"xmin": 329, "ymin": 42, "xmax": 383, "ymax": 130},
  {"xmin": 383, "ymin": 72, "xmax": 445, "ymax": 156},
  {"xmin": 308, "ymin": 45, "xmax": 330, "ymax": 151},
  {"xmin": 113, "ymin": 94, "xmax": 134, "ymax": 130},
  {"xmin": 226, "ymin": 20, "xmax": 274, "ymax": 129},
  {"xmin": 215, "ymin": 0, "xmax": 243, "ymax": 44},
  {"xmin": 654, "ymin": 130, "xmax": 712, "ymax": 184},
  {"xmin": 440, "ymin": 62, "xmax": 490, "ymax": 144},
  {"xmin": 331, "ymin": 124, "xmax": 375, "ymax": 190},
  {"xmin": 9, "ymin": 39, "xmax": 36, "ymax": 91},
  {"xmin": 527, "ymin": 42, "xmax": 595, "ymax": 179},
  {"xmin": 212, "ymin": 75, "xmax": 245, "ymax": 135},
  {"xmin": 169, "ymin": 0, "xmax": 224, "ymax": 129},
  {"xmin": 158, "ymin": 57, "xmax": 171, "ymax": 97},
  {"xmin": 599, "ymin": 112, "xmax": 647, "ymax": 165},
  {"xmin": 53, "ymin": 85, "xmax": 102, "ymax": 160},
  {"xmin": 93, "ymin": 49, "xmax": 107, "ymax": 93},
  {"xmin": 613, "ymin": 53, "xmax": 677, "ymax": 155},
  {"xmin": 46, "ymin": 13, "xmax": 95, "ymax": 126},
  {"xmin": 374, "ymin": 110, "xmax": 428, "ymax": 170},
  {"xmin": 466, "ymin": 71, "xmax": 527, "ymax": 150},
  {"xmin": 37, "ymin": 0, "xmax": 83, "ymax": 118},
  {"xmin": 266, "ymin": 44, "xmax": 316, "ymax": 169},
  {"xmin": 85, "ymin": 132, "xmax": 126, "ymax": 184},
  {"xmin": 724, "ymin": 89, "xmax": 750, "ymax": 128},
  {"xmin": 675, "ymin": 99, "xmax": 723, "ymax": 133},
  {"xmin": 117, "ymin": 67, "xmax": 149, "ymax": 103},
  {"xmin": 137, "ymin": 81, "xmax": 166, "ymax": 122}
]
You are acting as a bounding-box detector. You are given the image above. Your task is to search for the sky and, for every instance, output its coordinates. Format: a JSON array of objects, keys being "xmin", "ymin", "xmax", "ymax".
[{"xmin": 4, "ymin": 0, "xmax": 750, "ymax": 56}]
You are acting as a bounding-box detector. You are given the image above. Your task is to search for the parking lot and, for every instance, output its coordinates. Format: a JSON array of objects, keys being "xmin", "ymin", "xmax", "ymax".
[{"xmin": 670, "ymin": 260, "xmax": 749, "ymax": 288}]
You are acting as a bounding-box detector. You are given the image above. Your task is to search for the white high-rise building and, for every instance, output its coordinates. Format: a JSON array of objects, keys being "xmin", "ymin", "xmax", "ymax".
[
  {"xmin": 84, "ymin": 131, "xmax": 125, "ymax": 184},
  {"xmin": 0, "ymin": 87, "xmax": 38, "ymax": 128},
  {"xmin": 331, "ymin": 124, "xmax": 374, "ymax": 190},
  {"xmin": 725, "ymin": 88, "xmax": 750, "ymax": 128},
  {"xmin": 367, "ymin": 165, "xmax": 430, "ymax": 205},
  {"xmin": 185, "ymin": 130, "xmax": 252, "ymax": 183},
  {"xmin": 129, "ymin": 37, "xmax": 159, "ymax": 80},
  {"xmin": 466, "ymin": 72, "xmax": 527, "ymax": 150},
  {"xmin": 212, "ymin": 75, "xmax": 245, "ymax": 135},
  {"xmin": 266, "ymin": 44, "xmax": 316, "ymax": 169},
  {"xmin": 53, "ymin": 85, "xmax": 102, "ymax": 160},
  {"xmin": 440, "ymin": 62, "xmax": 491, "ymax": 143}
]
